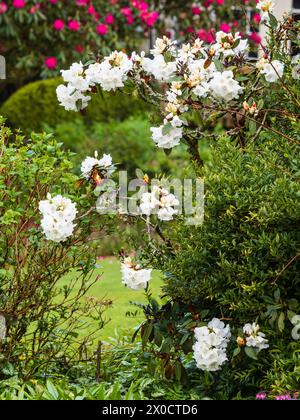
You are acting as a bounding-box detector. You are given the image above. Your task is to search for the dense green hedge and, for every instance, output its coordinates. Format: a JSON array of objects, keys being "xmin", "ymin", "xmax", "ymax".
[
  {"xmin": 0, "ymin": 78, "xmax": 151, "ymax": 133},
  {"xmin": 138, "ymin": 133, "xmax": 300, "ymax": 396},
  {"xmin": 159, "ymin": 135, "xmax": 300, "ymax": 313}
]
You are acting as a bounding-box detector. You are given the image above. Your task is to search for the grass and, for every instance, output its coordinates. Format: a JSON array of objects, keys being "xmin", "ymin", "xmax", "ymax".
[{"xmin": 60, "ymin": 258, "xmax": 163, "ymax": 341}]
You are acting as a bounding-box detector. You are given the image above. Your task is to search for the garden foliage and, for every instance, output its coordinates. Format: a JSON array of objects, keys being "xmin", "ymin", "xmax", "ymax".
[{"xmin": 0, "ymin": 119, "xmax": 112, "ymax": 378}]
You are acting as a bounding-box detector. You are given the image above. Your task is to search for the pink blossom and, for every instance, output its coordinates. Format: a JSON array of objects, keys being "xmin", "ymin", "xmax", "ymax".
[
  {"xmin": 206, "ymin": 31, "xmax": 215, "ymax": 43},
  {"xmin": 30, "ymin": 3, "xmax": 40, "ymax": 13},
  {"xmin": 197, "ymin": 29, "xmax": 207, "ymax": 42},
  {"xmin": 249, "ymin": 32, "xmax": 262, "ymax": 44},
  {"xmin": 53, "ymin": 19, "xmax": 65, "ymax": 31},
  {"xmin": 75, "ymin": 44, "xmax": 84, "ymax": 53},
  {"xmin": 127, "ymin": 15, "xmax": 134, "ymax": 25},
  {"xmin": 142, "ymin": 11, "xmax": 159, "ymax": 27},
  {"xmin": 203, "ymin": 0, "xmax": 214, "ymax": 7},
  {"xmin": 76, "ymin": 0, "xmax": 89, "ymax": 5},
  {"xmin": 0, "ymin": 2, "xmax": 7, "ymax": 14},
  {"xmin": 121, "ymin": 7, "xmax": 132, "ymax": 17},
  {"xmin": 68, "ymin": 20, "xmax": 81, "ymax": 31},
  {"xmin": 192, "ymin": 6, "xmax": 201, "ymax": 15},
  {"xmin": 97, "ymin": 23, "xmax": 108, "ymax": 35},
  {"xmin": 13, "ymin": 0, "xmax": 25, "ymax": 8},
  {"xmin": 275, "ymin": 394, "xmax": 292, "ymax": 400},
  {"xmin": 219, "ymin": 23, "xmax": 231, "ymax": 33},
  {"xmin": 256, "ymin": 392, "xmax": 267, "ymax": 400},
  {"xmin": 44, "ymin": 57, "xmax": 57, "ymax": 70},
  {"xmin": 87, "ymin": 5, "xmax": 96, "ymax": 15},
  {"xmin": 253, "ymin": 13, "xmax": 261, "ymax": 24},
  {"xmin": 186, "ymin": 26, "xmax": 195, "ymax": 33},
  {"xmin": 105, "ymin": 14, "xmax": 115, "ymax": 25}
]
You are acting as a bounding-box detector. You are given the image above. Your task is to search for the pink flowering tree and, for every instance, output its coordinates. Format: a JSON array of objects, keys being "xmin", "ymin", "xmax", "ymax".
[
  {"xmin": 150, "ymin": 0, "xmax": 262, "ymax": 51},
  {"xmin": 0, "ymin": 0, "xmax": 159, "ymax": 93}
]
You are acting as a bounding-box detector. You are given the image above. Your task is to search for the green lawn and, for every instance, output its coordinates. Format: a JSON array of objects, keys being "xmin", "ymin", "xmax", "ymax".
[{"xmin": 60, "ymin": 258, "xmax": 163, "ymax": 341}]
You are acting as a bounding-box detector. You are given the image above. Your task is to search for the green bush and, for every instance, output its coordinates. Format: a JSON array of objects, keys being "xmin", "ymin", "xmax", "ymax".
[
  {"xmin": 161, "ymin": 135, "xmax": 300, "ymax": 307},
  {"xmin": 137, "ymin": 133, "xmax": 300, "ymax": 398},
  {"xmin": 0, "ymin": 119, "xmax": 112, "ymax": 378},
  {"xmin": 0, "ymin": 78, "xmax": 151, "ymax": 133}
]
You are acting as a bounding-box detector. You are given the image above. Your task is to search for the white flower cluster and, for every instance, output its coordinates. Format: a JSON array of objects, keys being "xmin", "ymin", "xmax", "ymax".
[
  {"xmin": 214, "ymin": 31, "xmax": 249, "ymax": 58},
  {"xmin": 140, "ymin": 185, "xmax": 179, "ymax": 221},
  {"xmin": 209, "ymin": 70, "xmax": 244, "ymax": 102},
  {"xmin": 193, "ymin": 318, "xmax": 231, "ymax": 372},
  {"xmin": 86, "ymin": 51, "xmax": 133, "ymax": 91},
  {"xmin": 121, "ymin": 257, "xmax": 152, "ymax": 291},
  {"xmin": 57, "ymin": 52, "xmax": 133, "ymax": 111},
  {"xmin": 58, "ymin": 28, "xmax": 284, "ymax": 149},
  {"xmin": 145, "ymin": 35, "xmax": 246, "ymax": 148},
  {"xmin": 257, "ymin": 0, "xmax": 275, "ymax": 21},
  {"xmin": 81, "ymin": 152, "xmax": 115, "ymax": 180},
  {"xmin": 39, "ymin": 193, "xmax": 77, "ymax": 243},
  {"xmin": 150, "ymin": 125, "xmax": 183, "ymax": 149},
  {"xmin": 243, "ymin": 323, "xmax": 269, "ymax": 350},
  {"xmin": 257, "ymin": 58, "xmax": 284, "ymax": 83},
  {"xmin": 291, "ymin": 315, "xmax": 300, "ymax": 340}
]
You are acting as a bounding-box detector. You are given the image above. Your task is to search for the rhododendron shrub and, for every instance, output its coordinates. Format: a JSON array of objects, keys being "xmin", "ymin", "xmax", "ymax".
[
  {"xmin": 150, "ymin": 0, "xmax": 261, "ymax": 51},
  {"xmin": 0, "ymin": 120, "xmax": 116, "ymax": 377},
  {"xmin": 0, "ymin": 0, "xmax": 159, "ymax": 93},
  {"xmin": 56, "ymin": 9, "xmax": 300, "ymax": 397}
]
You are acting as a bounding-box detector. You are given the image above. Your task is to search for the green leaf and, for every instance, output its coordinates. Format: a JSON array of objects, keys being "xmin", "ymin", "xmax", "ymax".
[
  {"xmin": 257, "ymin": 99, "xmax": 264, "ymax": 110},
  {"xmin": 135, "ymin": 169, "xmax": 144, "ymax": 179},
  {"xmin": 245, "ymin": 347, "xmax": 258, "ymax": 360},
  {"xmin": 287, "ymin": 310, "xmax": 296, "ymax": 322},
  {"xmin": 142, "ymin": 322, "xmax": 153, "ymax": 347},
  {"xmin": 274, "ymin": 289, "xmax": 281, "ymax": 302},
  {"xmin": 232, "ymin": 38, "xmax": 240, "ymax": 49},
  {"xmin": 277, "ymin": 312, "xmax": 285, "ymax": 332},
  {"xmin": 249, "ymin": 119, "xmax": 257, "ymax": 135},
  {"xmin": 175, "ymin": 360, "xmax": 182, "ymax": 381},
  {"xmin": 269, "ymin": 14, "xmax": 278, "ymax": 29},
  {"xmin": 232, "ymin": 347, "xmax": 241, "ymax": 358},
  {"xmin": 213, "ymin": 59, "xmax": 224, "ymax": 72},
  {"xmin": 46, "ymin": 380, "xmax": 59, "ymax": 400}
]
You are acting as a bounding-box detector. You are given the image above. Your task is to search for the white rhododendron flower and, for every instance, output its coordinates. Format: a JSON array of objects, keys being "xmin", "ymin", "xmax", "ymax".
[
  {"xmin": 291, "ymin": 315, "xmax": 300, "ymax": 340},
  {"xmin": 56, "ymin": 84, "xmax": 91, "ymax": 111},
  {"xmin": 243, "ymin": 323, "xmax": 269, "ymax": 350},
  {"xmin": 214, "ymin": 31, "xmax": 248, "ymax": 57},
  {"xmin": 257, "ymin": 58, "xmax": 284, "ymax": 83},
  {"xmin": 176, "ymin": 40, "xmax": 204, "ymax": 64},
  {"xmin": 85, "ymin": 62, "xmax": 105, "ymax": 86},
  {"xmin": 93, "ymin": 51, "xmax": 133, "ymax": 91},
  {"xmin": 193, "ymin": 318, "xmax": 231, "ymax": 372},
  {"xmin": 209, "ymin": 71, "xmax": 243, "ymax": 102},
  {"xmin": 151, "ymin": 125, "xmax": 183, "ymax": 149},
  {"xmin": 61, "ymin": 62, "xmax": 90, "ymax": 92},
  {"xmin": 39, "ymin": 194, "xmax": 77, "ymax": 243},
  {"xmin": 140, "ymin": 185, "xmax": 179, "ymax": 221},
  {"xmin": 188, "ymin": 59, "xmax": 216, "ymax": 82},
  {"xmin": 121, "ymin": 257, "xmax": 152, "ymax": 291},
  {"xmin": 257, "ymin": 0, "xmax": 275, "ymax": 21},
  {"xmin": 142, "ymin": 55, "xmax": 177, "ymax": 82},
  {"xmin": 81, "ymin": 153, "xmax": 115, "ymax": 180},
  {"xmin": 193, "ymin": 82, "xmax": 210, "ymax": 98},
  {"xmin": 150, "ymin": 36, "xmax": 175, "ymax": 56}
]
